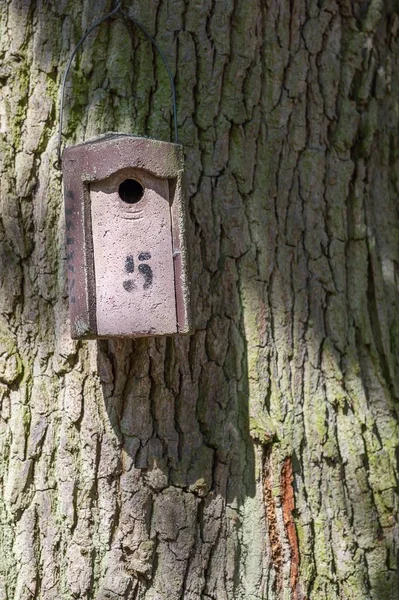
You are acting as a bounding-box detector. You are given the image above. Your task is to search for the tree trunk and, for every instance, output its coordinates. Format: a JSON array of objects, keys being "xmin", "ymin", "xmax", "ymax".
[{"xmin": 0, "ymin": 0, "xmax": 398, "ymax": 599}]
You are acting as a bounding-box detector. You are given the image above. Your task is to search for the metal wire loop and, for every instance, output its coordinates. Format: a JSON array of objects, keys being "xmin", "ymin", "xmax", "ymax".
[{"xmin": 57, "ymin": 3, "xmax": 179, "ymax": 166}]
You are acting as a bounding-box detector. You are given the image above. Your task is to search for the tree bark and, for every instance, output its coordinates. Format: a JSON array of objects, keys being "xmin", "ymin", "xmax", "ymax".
[{"xmin": 0, "ymin": 1, "xmax": 398, "ymax": 599}]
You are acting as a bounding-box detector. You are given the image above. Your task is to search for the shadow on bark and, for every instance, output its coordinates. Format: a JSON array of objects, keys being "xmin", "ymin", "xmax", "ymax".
[
  {"xmin": 98, "ymin": 332, "xmax": 255, "ymax": 502},
  {"xmin": 93, "ymin": 302, "xmax": 256, "ymax": 594}
]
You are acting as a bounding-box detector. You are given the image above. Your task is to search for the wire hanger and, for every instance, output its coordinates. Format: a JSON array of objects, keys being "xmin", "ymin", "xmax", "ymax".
[{"xmin": 57, "ymin": 1, "xmax": 179, "ymax": 166}]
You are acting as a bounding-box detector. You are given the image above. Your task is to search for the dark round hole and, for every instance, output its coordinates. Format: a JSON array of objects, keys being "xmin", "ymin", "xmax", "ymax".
[{"xmin": 118, "ymin": 179, "xmax": 144, "ymax": 204}]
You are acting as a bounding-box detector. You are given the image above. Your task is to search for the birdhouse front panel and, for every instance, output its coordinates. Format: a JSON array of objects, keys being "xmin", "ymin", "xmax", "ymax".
[
  {"xmin": 90, "ymin": 168, "xmax": 176, "ymax": 336},
  {"xmin": 62, "ymin": 134, "xmax": 191, "ymax": 339}
]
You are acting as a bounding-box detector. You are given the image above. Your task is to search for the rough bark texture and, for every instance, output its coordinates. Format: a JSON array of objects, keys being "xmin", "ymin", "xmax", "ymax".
[{"xmin": 0, "ymin": 1, "xmax": 398, "ymax": 599}]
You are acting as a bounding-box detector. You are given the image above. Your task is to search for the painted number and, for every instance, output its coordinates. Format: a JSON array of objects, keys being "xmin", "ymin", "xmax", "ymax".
[{"xmin": 123, "ymin": 252, "xmax": 153, "ymax": 291}]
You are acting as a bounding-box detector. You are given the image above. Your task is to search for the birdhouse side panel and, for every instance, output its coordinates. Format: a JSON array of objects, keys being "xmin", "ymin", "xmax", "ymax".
[
  {"xmin": 170, "ymin": 173, "xmax": 192, "ymax": 334},
  {"xmin": 62, "ymin": 163, "xmax": 96, "ymax": 338}
]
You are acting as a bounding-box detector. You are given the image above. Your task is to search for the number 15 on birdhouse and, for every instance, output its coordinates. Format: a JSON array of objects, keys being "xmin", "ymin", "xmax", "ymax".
[{"xmin": 62, "ymin": 134, "xmax": 191, "ymax": 339}]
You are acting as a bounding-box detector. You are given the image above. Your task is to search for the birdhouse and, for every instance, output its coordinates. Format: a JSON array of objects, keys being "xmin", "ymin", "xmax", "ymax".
[{"xmin": 62, "ymin": 134, "xmax": 191, "ymax": 339}]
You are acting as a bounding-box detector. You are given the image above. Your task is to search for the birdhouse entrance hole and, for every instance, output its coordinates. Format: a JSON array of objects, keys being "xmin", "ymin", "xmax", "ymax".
[{"xmin": 118, "ymin": 179, "xmax": 144, "ymax": 204}]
